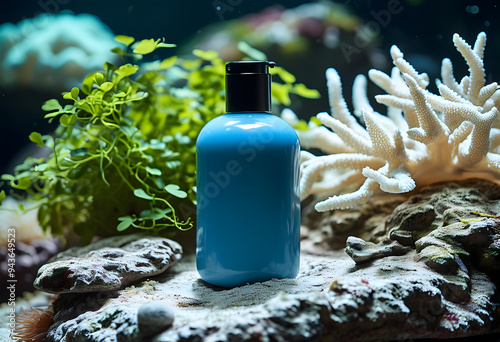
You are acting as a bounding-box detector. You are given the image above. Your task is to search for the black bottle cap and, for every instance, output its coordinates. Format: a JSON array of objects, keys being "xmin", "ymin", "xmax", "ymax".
[{"xmin": 225, "ymin": 61, "xmax": 275, "ymax": 113}]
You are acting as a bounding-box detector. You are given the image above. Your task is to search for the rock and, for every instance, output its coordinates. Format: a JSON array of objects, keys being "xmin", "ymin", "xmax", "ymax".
[
  {"xmin": 477, "ymin": 225, "xmax": 500, "ymax": 271},
  {"xmin": 43, "ymin": 251, "xmax": 498, "ymax": 342},
  {"xmin": 137, "ymin": 302, "xmax": 175, "ymax": 336},
  {"xmin": 344, "ymin": 179, "xmax": 500, "ymax": 280},
  {"xmin": 386, "ymin": 203, "xmax": 437, "ymax": 246},
  {"xmin": 305, "ymin": 195, "xmax": 406, "ymax": 250},
  {"xmin": 386, "ymin": 179, "xmax": 500, "ymax": 249},
  {"xmin": 345, "ymin": 236, "xmax": 411, "ymax": 264},
  {"xmin": 51, "ymin": 304, "xmax": 140, "ymax": 342},
  {"xmin": 33, "ymin": 234, "xmax": 182, "ymax": 294},
  {"xmin": 30, "ymin": 179, "xmax": 500, "ymax": 341}
]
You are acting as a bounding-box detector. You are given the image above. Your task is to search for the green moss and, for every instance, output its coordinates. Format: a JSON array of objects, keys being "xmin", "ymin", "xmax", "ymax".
[
  {"xmin": 484, "ymin": 245, "xmax": 500, "ymax": 258},
  {"xmin": 1, "ymin": 37, "xmax": 318, "ymax": 242}
]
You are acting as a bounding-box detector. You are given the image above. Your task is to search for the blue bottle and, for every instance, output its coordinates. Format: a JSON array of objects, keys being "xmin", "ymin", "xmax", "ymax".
[{"xmin": 196, "ymin": 61, "xmax": 301, "ymax": 287}]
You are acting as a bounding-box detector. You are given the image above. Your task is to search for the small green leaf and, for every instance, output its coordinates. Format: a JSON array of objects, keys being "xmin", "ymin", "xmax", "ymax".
[
  {"xmin": 149, "ymin": 139, "xmax": 166, "ymax": 150},
  {"xmin": 164, "ymin": 184, "xmax": 188, "ymax": 198},
  {"xmin": 117, "ymin": 216, "xmax": 134, "ymax": 231},
  {"xmin": 60, "ymin": 114, "xmax": 76, "ymax": 127},
  {"xmin": 291, "ymin": 83, "xmax": 321, "ymax": 98},
  {"xmin": 115, "ymin": 64, "xmax": 139, "ymax": 78},
  {"xmin": 155, "ymin": 177, "xmax": 166, "ymax": 189},
  {"xmin": 1, "ymin": 174, "xmax": 15, "ymax": 181},
  {"xmin": 271, "ymin": 83, "xmax": 291, "ymax": 106},
  {"xmin": 157, "ymin": 42, "xmax": 176, "ymax": 48},
  {"xmin": 81, "ymin": 72, "xmax": 97, "ymax": 95},
  {"xmin": 77, "ymin": 102, "xmax": 93, "ymax": 115},
  {"xmin": 295, "ymin": 120, "xmax": 310, "ymax": 131},
  {"xmin": 70, "ymin": 148, "xmax": 88, "ymax": 157},
  {"xmin": 111, "ymin": 47, "xmax": 125, "ymax": 56},
  {"xmin": 310, "ymin": 117, "xmax": 322, "ymax": 126},
  {"xmin": 71, "ymin": 87, "xmax": 79, "ymax": 100},
  {"xmin": 29, "ymin": 132, "xmax": 45, "ymax": 147},
  {"xmin": 237, "ymin": 41, "xmax": 267, "ymax": 61},
  {"xmin": 158, "ymin": 56, "xmax": 178, "ymax": 70},
  {"xmin": 134, "ymin": 188, "xmax": 154, "ymax": 200},
  {"xmin": 133, "ymin": 38, "xmax": 175, "ymax": 55},
  {"xmin": 193, "ymin": 49, "xmax": 219, "ymax": 61},
  {"xmin": 0, "ymin": 190, "xmax": 5, "ymax": 203},
  {"xmin": 113, "ymin": 92, "xmax": 128, "ymax": 98},
  {"xmin": 175, "ymin": 132, "xmax": 190, "ymax": 144},
  {"xmin": 271, "ymin": 66, "xmax": 296, "ymax": 84},
  {"xmin": 14, "ymin": 177, "xmax": 32, "ymax": 190},
  {"xmin": 18, "ymin": 203, "xmax": 25, "ymax": 211},
  {"xmin": 104, "ymin": 62, "xmax": 117, "ymax": 72},
  {"xmin": 41, "ymin": 99, "xmax": 62, "ymax": 112},
  {"xmin": 146, "ymin": 166, "xmax": 162, "ymax": 176},
  {"xmin": 120, "ymin": 126, "xmax": 139, "ymax": 137},
  {"xmin": 133, "ymin": 39, "xmax": 158, "ymax": 55},
  {"xmin": 140, "ymin": 207, "xmax": 171, "ymax": 220},
  {"xmin": 94, "ymin": 73, "xmax": 105, "ymax": 85},
  {"xmin": 99, "ymin": 82, "xmax": 114, "ymax": 92},
  {"xmin": 166, "ymin": 160, "xmax": 181, "ymax": 169},
  {"xmin": 114, "ymin": 35, "xmax": 135, "ymax": 47}
]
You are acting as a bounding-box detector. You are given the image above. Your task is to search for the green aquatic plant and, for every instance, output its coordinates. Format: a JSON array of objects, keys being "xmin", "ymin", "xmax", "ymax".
[{"xmin": 1, "ymin": 36, "xmax": 318, "ymax": 241}]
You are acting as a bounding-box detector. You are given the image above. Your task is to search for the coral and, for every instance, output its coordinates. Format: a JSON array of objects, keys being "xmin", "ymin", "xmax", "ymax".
[
  {"xmin": 0, "ymin": 13, "xmax": 117, "ymax": 90},
  {"xmin": 285, "ymin": 32, "xmax": 500, "ymax": 211},
  {"xmin": 12, "ymin": 306, "xmax": 54, "ymax": 342}
]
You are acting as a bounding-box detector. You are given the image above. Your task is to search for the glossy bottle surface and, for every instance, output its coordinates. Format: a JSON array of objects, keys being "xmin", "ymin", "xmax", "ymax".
[{"xmin": 196, "ymin": 112, "xmax": 300, "ymax": 287}]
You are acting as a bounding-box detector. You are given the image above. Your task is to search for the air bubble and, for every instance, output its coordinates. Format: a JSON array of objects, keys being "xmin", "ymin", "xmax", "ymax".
[{"xmin": 466, "ymin": 5, "xmax": 479, "ymax": 14}]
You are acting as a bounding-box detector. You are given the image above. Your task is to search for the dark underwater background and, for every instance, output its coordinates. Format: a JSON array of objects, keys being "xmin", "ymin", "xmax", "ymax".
[
  {"xmin": 1, "ymin": 2, "xmax": 500, "ymax": 341},
  {"xmin": 0, "ymin": 0, "xmax": 499, "ymax": 175}
]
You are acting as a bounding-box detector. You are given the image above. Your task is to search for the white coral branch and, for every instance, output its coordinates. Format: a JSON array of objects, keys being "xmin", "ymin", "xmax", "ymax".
[
  {"xmin": 390, "ymin": 46, "xmax": 429, "ymax": 89},
  {"xmin": 317, "ymin": 112, "xmax": 373, "ymax": 154},
  {"xmin": 403, "ymin": 73, "xmax": 448, "ymax": 144},
  {"xmin": 315, "ymin": 178, "xmax": 378, "ymax": 211},
  {"xmin": 453, "ymin": 33, "xmax": 485, "ymax": 103},
  {"xmin": 441, "ymin": 58, "xmax": 464, "ymax": 97},
  {"xmin": 326, "ymin": 68, "xmax": 368, "ymax": 138},
  {"xmin": 297, "ymin": 32, "xmax": 500, "ymax": 213},
  {"xmin": 362, "ymin": 165, "xmax": 415, "ymax": 193},
  {"xmin": 300, "ymin": 153, "xmax": 383, "ymax": 200}
]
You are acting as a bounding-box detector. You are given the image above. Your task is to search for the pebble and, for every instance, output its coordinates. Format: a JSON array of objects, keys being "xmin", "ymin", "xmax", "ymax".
[{"xmin": 137, "ymin": 301, "xmax": 175, "ymax": 337}]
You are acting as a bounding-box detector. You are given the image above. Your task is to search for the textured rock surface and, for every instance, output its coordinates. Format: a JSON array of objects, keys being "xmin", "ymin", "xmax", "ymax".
[
  {"xmin": 33, "ymin": 234, "xmax": 182, "ymax": 294},
  {"xmin": 345, "ymin": 236, "xmax": 411, "ymax": 263},
  {"xmin": 302, "ymin": 195, "xmax": 407, "ymax": 250},
  {"xmin": 29, "ymin": 179, "xmax": 500, "ymax": 341},
  {"xmin": 43, "ymin": 251, "xmax": 498, "ymax": 342},
  {"xmin": 342, "ymin": 179, "xmax": 500, "ymax": 305}
]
